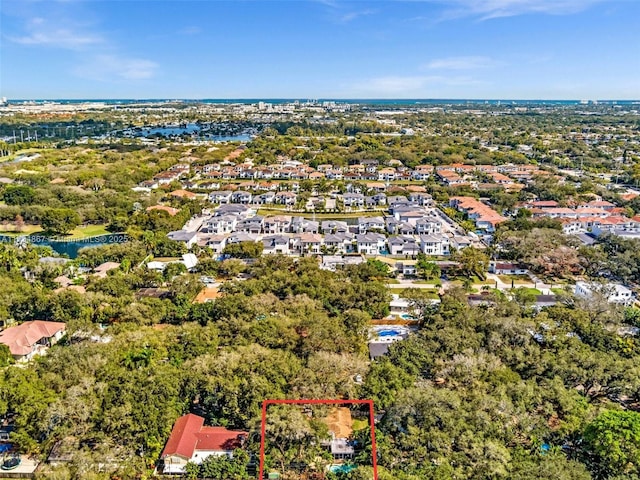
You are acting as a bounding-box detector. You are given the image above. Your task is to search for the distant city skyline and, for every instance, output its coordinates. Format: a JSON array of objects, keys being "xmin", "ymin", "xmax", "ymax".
[{"xmin": 1, "ymin": 0, "xmax": 639, "ymax": 100}]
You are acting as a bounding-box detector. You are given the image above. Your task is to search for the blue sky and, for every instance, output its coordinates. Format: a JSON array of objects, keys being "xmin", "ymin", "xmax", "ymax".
[{"xmin": 1, "ymin": 0, "xmax": 639, "ymax": 99}]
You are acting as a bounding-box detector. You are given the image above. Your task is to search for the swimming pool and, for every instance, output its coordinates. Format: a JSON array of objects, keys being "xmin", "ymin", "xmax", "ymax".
[
  {"xmin": 401, "ymin": 313, "xmax": 416, "ymax": 320},
  {"xmin": 378, "ymin": 329, "xmax": 401, "ymax": 337},
  {"xmin": 0, "ymin": 444, "xmax": 12, "ymax": 454},
  {"xmin": 329, "ymin": 464, "xmax": 357, "ymax": 474}
]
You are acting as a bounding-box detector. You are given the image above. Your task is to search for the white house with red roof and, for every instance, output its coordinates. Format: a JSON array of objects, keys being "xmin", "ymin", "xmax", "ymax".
[
  {"xmin": 0, "ymin": 320, "xmax": 66, "ymax": 362},
  {"xmin": 160, "ymin": 414, "xmax": 247, "ymax": 474}
]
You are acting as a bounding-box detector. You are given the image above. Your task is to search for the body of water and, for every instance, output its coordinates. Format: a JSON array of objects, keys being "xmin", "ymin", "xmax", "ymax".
[
  {"xmin": 0, "ymin": 233, "xmax": 128, "ymax": 259},
  {"xmin": 121, "ymin": 123, "xmax": 255, "ymax": 141}
]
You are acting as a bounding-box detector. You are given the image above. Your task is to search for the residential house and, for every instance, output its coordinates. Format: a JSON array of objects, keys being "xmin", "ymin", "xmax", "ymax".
[
  {"xmin": 293, "ymin": 233, "xmax": 323, "ymax": 255},
  {"xmin": 0, "ymin": 320, "xmax": 66, "ymax": 362},
  {"xmin": 409, "ymin": 192, "xmax": 433, "ymax": 206},
  {"xmin": 574, "ymin": 281, "xmax": 634, "ymax": 305},
  {"xmin": 199, "ymin": 181, "xmax": 221, "ymax": 190},
  {"xmin": 236, "ymin": 216, "xmax": 264, "ymax": 235},
  {"xmin": 160, "ymin": 414, "xmax": 247, "ymax": 475},
  {"xmin": 167, "ymin": 230, "xmax": 199, "ymax": 249},
  {"xmin": 291, "ymin": 217, "xmax": 320, "ymax": 234},
  {"xmin": 263, "ymin": 215, "xmax": 292, "ymax": 234},
  {"xmin": 388, "ymin": 236, "xmax": 421, "ymax": 256},
  {"xmin": 397, "ymin": 211, "xmax": 425, "ymax": 226},
  {"xmin": 227, "ymin": 233, "xmax": 259, "ymax": 245},
  {"xmin": 320, "ymin": 254, "xmax": 365, "ymax": 271},
  {"xmin": 93, "ymin": 262, "xmax": 120, "ymax": 278},
  {"xmin": 395, "ymin": 259, "xmax": 417, "ymax": 276},
  {"xmin": 376, "ymin": 168, "xmax": 396, "ymax": 182},
  {"xmin": 343, "ymin": 194, "xmax": 365, "ymax": 209},
  {"xmin": 215, "ymin": 204, "xmax": 255, "ymax": 218},
  {"xmin": 450, "ymin": 236, "xmax": 472, "ymax": 250},
  {"xmin": 262, "ymin": 235, "xmax": 291, "ymax": 255},
  {"xmin": 230, "ymin": 191, "xmax": 253, "ymax": 204},
  {"xmin": 365, "ymin": 194, "xmax": 387, "ymax": 207},
  {"xmin": 356, "ymin": 233, "xmax": 386, "ymax": 255},
  {"xmin": 450, "ymin": 197, "xmax": 506, "ymax": 233},
  {"xmin": 387, "ymin": 196, "xmax": 410, "ymax": 209},
  {"xmin": 209, "ymin": 191, "xmax": 233, "ymax": 204},
  {"xmin": 415, "ymin": 216, "xmax": 442, "ymax": 235},
  {"xmin": 385, "ymin": 216, "xmax": 401, "ymax": 234},
  {"xmin": 324, "ymin": 408, "xmax": 355, "ymax": 461},
  {"xmin": 147, "ymin": 205, "xmax": 180, "ymax": 216},
  {"xmin": 412, "ymin": 169, "xmax": 431, "ymax": 181},
  {"xmin": 323, "ymin": 232, "xmax": 354, "ymax": 253},
  {"xmin": 580, "ymin": 200, "xmax": 616, "ymax": 211},
  {"xmin": 202, "ymin": 215, "xmax": 238, "ymax": 235},
  {"xmin": 274, "ymin": 191, "xmax": 297, "ymax": 205},
  {"xmin": 252, "ymin": 192, "xmax": 276, "ymax": 205},
  {"xmin": 204, "ymin": 235, "xmax": 228, "ymax": 254},
  {"xmin": 488, "ymin": 262, "xmax": 529, "ymax": 275},
  {"xmin": 170, "ymin": 189, "xmax": 197, "ymax": 201},
  {"xmin": 321, "ymin": 220, "xmax": 350, "ymax": 234},
  {"xmin": 419, "ymin": 234, "xmax": 450, "ymax": 255},
  {"xmin": 357, "ymin": 216, "xmax": 385, "ymax": 234},
  {"xmin": 397, "ymin": 222, "xmax": 416, "ymax": 235}
]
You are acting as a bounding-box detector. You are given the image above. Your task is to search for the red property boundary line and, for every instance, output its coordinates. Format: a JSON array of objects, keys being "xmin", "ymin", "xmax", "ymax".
[{"xmin": 259, "ymin": 399, "xmax": 378, "ymax": 480}]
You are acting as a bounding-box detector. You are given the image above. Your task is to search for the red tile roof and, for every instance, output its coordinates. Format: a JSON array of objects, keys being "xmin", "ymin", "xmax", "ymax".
[
  {"xmin": 161, "ymin": 414, "xmax": 247, "ymax": 459},
  {"xmin": 0, "ymin": 320, "xmax": 66, "ymax": 356}
]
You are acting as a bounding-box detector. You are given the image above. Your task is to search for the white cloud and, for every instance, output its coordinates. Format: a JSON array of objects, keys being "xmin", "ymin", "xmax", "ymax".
[
  {"xmin": 432, "ymin": 0, "xmax": 605, "ymax": 20},
  {"xmin": 425, "ymin": 56, "xmax": 500, "ymax": 70},
  {"xmin": 9, "ymin": 17, "xmax": 102, "ymax": 49},
  {"xmin": 339, "ymin": 9, "xmax": 376, "ymax": 23},
  {"xmin": 73, "ymin": 55, "xmax": 158, "ymax": 81}
]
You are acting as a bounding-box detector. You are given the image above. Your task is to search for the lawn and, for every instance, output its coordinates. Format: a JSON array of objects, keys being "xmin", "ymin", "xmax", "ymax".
[
  {"xmin": 352, "ymin": 419, "xmax": 369, "ymax": 432},
  {"xmin": 0, "ymin": 223, "xmax": 109, "ymax": 238},
  {"xmin": 69, "ymin": 224, "xmax": 110, "ymax": 238},
  {"xmin": 514, "ymin": 287, "xmax": 543, "ymax": 296},
  {"xmin": 0, "ymin": 224, "xmax": 43, "ymax": 235},
  {"xmin": 497, "ymin": 274, "xmax": 532, "ymax": 285}
]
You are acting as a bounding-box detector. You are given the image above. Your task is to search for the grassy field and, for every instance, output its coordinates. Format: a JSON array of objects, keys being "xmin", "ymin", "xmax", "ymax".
[
  {"xmin": 413, "ymin": 280, "xmax": 440, "ymax": 285},
  {"xmin": 497, "ymin": 274, "xmax": 532, "ymax": 285},
  {"xmin": 352, "ymin": 419, "xmax": 369, "ymax": 432},
  {"xmin": 69, "ymin": 224, "xmax": 110, "ymax": 238},
  {"xmin": 514, "ymin": 287, "xmax": 543, "ymax": 296},
  {"xmin": 0, "ymin": 223, "xmax": 109, "ymax": 238},
  {"xmin": 0, "ymin": 224, "xmax": 43, "ymax": 235}
]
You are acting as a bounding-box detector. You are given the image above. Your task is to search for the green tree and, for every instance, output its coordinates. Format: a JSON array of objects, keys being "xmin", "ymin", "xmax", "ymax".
[
  {"xmin": 0, "ymin": 344, "xmax": 13, "ymax": 367},
  {"xmin": 223, "ymin": 241, "xmax": 264, "ymax": 259},
  {"xmin": 454, "ymin": 246, "xmax": 489, "ymax": 280},
  {"xmin": 416, "ymin": 254, "xmax": 441, "ymax": 280},
  {"xmin": 2, "ymin": 185, "xmax": 35, "ymax": 205},
  {"xmin": 583, "ymin": 410, "xmax": 640, "ymax": 478},
  {"xmin": 41, "ymin": 208, "xmax": 81, "ymax": 234}
]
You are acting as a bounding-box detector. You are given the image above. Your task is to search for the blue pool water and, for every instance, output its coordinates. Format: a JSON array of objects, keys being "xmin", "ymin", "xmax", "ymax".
[
  {"xmin": 0, "ymin": 444, "xmax": 12, "ymax": 453},
  {"xmin": 329, "ymin": 464, "xmax": 357, "ymax": 474},
  {"xmin": 378, "ymin": 329, "xmax": 400, "ymax": 337},
  {"xmin": 401, "ymin": 314, "xmax": 416, "ymax": 320}
]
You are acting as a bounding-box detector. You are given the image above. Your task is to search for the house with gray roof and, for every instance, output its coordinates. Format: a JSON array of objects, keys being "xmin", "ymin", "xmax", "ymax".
[
  {"xmin": 419, "ymin": 234, "xmax": 450, "ymax": 255},
  {"xmin": 356, "ymin": 233, "xmax": 386, "ymax": 255}
]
